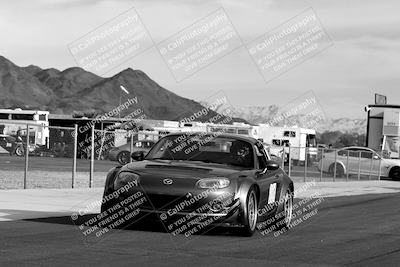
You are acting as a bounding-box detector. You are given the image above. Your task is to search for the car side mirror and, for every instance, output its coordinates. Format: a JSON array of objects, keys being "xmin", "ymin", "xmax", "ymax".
[
  {"xmin": 373, "ymin": 154, "xmax": 380, "ymax": 160},
  {"xmin": 131, "ymin": 150, "xmax": 145, "ymax": 161},
  {"xmin": 266, "ymin": 160, "xmax": 280, "ymax": 170},
  {"xmin": 256, "ymin": 160, "xmax": 280, "ymax": 175}
]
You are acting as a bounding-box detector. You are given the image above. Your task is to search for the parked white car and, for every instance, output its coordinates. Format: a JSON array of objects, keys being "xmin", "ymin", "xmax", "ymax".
[{"xmin": 317, "ymin": 146, "xmax": 400, "ymax": 180}]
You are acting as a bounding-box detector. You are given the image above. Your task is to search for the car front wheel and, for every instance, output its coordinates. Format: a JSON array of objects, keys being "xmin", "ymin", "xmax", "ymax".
[
  {"xmin": 281, "ymin": 189, "xmax": 293, "ymax": 229},
  {"xmin": 15, "ymin": 145, "xmax": 25, "ymax": 157},
  {"xmin": 240, "ymin": 188, "xmax": 258, "ymax": 236},
  {"xmin": 117, "ymin": 151, "xmax": 130, "ymax": 165},
  {"xmin": 389, "ymin": 166, "xmax": 400, "ymax": 181},
  {"xmin": 329, "ymin": 163, "xmax": 344, "ymax": 178}
]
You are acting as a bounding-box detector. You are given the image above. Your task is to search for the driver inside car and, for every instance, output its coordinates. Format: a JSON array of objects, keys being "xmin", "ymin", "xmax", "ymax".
[{"xmin": 228, "ymin": 140, "xmax": 253, "ymax": 167}]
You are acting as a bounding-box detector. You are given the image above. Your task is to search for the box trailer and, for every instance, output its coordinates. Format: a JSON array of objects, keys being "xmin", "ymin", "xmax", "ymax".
[{"xmin": 258, "ymin": 125, "xmax": 318, "ymax": 165}]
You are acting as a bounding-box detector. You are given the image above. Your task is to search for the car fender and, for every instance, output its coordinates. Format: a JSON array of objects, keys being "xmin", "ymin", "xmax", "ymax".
[
  {"xmin": 317, "ymin": 159, "xmax": 331, "ymax": 172},
  {"xmin": 319, "ymin": 155, "xmax": 339, "ymax": 171},
  {"xmin": 101, "ymin": 166, "xmax": 123, "ymax": 213},
  {"xmin": 275, "ymin": 175, "xmax": 294, "ymax": 216},
  {"xmin": 236, "ymin": 178, "xmax": 259, "ymax": 226},
  {"xmin": 328, "ymin": 161, "xmax": 347, "ymax": 173},
  {"xmin": 103, "ymin": 166, "xmax": 122, "ymax": 195}
]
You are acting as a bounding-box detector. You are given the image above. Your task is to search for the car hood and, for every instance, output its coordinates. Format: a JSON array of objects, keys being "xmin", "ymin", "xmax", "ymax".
[
  {"xmin": 123, "ymin": 159, "xmax": 252, "ymax": 177},
  {"xmin": 120, "ymin": 160, "xmax": 255, "ymax": 192}
]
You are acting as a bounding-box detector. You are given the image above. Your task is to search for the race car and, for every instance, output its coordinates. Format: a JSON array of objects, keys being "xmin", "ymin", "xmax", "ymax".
[
  {"xmin": 100, "ymin": 132, "xmax": 294, "ymax": 236},
  {"xmin": 107, "ymin": 140, "xmax": 155, "ymax": 165}
]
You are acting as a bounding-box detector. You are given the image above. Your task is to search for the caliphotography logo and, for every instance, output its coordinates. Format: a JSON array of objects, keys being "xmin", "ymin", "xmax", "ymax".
[
  {"xmin": 156, "ymin": 8, "xmax": 243, "ymax": 82},
  {"xmin": 265, "ymin": 90, "xmax": 327, "ymax": 132},
  {"xmin": 246, "ymin": 8, "xmax": 333, "ymax": 83},
  {"xmin": 68, "ymin": 7, "xmax": 153, "ymax": 76}
]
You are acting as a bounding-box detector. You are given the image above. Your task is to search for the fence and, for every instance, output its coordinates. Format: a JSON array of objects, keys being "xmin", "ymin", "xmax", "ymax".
[
  {"xmin": 269, "ymin": 145, "xmax": 385, "ymax": 182},
  {"xmin": 1, "ymin": 123, "xmax": 390, "ymax": 189},
  {"xmin": 0, "ymin": 123, "xmax": 164, "ymax": 189}
]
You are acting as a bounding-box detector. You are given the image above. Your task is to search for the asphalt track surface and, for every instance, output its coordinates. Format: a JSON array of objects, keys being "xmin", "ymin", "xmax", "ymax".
[{"xmin": 1, "ymin": 193, "xmax": 399, "ymax": 266}]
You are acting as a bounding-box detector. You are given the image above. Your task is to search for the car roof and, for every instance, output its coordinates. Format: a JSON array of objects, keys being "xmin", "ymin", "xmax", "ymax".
[
  {"xmin": 164, "ymin": 132, "xmax": 259, "ymax": 145},
  {"xmin": 341, "ymin": 146, "xmax": 375, "ymax": 151}
]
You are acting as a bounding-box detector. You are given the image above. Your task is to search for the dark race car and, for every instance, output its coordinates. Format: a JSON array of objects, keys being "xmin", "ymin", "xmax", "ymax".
[
  {"xmin": 100, "ymin": 132, "xmax": 294, "ymax": 236},
  {"xmin": 107, "ymin": 140, "xmax": 155, "ymax": 165}
]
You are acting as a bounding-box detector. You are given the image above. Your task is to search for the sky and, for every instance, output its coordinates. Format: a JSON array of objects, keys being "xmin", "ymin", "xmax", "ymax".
[{"xmin": 1, "ymin": 0, "xmax": 399, "ymax": 119}]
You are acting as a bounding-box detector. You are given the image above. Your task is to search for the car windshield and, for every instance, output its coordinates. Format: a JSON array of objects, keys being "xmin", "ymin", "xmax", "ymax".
[
  {"xmin": 376, "ymin": 150, "xmax": 391, "ymax": 159},
  {"xmin": 135, "ymin": 141, "xmax": 153, "ymax": 148},
  {"xmin": 145, "ymin": 134, "xmax": 254, "ymax": 168}
]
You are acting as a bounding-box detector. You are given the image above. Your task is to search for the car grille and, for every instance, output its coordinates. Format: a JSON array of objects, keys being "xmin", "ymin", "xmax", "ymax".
[{"xmin": 141, "ymin": 193, "xmax": 191, "ymax": 212}]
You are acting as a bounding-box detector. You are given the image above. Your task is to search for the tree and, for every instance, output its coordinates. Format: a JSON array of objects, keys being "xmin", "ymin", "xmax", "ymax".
[{"xmin": 317, "ymin": 131, "xmax": 366, "ymax": 148}]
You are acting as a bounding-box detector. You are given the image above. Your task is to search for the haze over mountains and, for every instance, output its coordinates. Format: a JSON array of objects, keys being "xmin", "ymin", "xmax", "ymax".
[
  {"xmin": 229, "ymin": 106, "xmax": 367, "ymax": 134},
  {"xmin": 0, "ymin": 55, "xmax": 366, "ymax": 133}
]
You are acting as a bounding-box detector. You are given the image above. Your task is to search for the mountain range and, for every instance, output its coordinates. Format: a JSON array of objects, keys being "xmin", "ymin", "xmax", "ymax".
[
  {"xmin": 0, "ymin": 55, "xmax": 366, "ymax": 134},
  {"xmin": 0, "ymin": 55, "xmax": 235, "ymax": 123}
]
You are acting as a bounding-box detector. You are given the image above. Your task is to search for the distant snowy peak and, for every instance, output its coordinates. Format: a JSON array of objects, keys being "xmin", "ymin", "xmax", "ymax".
[{"xmin": 227, "ymin": 105, "xmax": 367, "ymax": 134}]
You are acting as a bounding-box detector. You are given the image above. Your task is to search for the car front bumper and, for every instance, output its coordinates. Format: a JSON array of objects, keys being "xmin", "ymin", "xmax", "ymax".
[{"xmin": 112, "ymin": 190, "xmax": 243, "ymax": 227}]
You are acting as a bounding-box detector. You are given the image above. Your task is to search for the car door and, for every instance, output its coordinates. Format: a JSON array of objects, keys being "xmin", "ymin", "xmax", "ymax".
[
  {"xmin": 359, "ymin": 149, "xmax": 381, "ymax": 176},
  {"xmin": 371, "ymin": 151, "xmax": 382, "ymax": 176},
  {"xmin": 345, "ymin": 148, "xmax": 378, "ymax": 176},
  {"xmin": 344, "ymin": 148, "xmax": 362, "ymax": 175},
  {"xmin": 254, "ymin": 142, "xmax": 283, "ymax": 218},
  {"xmin": 336, "ymin": 149, "xmax": 349, "ymax": 165},
  {"xmin": 334, "ymin": 148, "xmax": 357, "ymax": 174}
]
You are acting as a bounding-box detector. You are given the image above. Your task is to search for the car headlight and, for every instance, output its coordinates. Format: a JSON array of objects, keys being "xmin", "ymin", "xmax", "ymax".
[
  {"xmin": 196, "ymin": 177, "xmax": 230, "ymax": 189},
  {"xmin": 114, "ymin": 172, "xmax": 140, "ymax": 190}
]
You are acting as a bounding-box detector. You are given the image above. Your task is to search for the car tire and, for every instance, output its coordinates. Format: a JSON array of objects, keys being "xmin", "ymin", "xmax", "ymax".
[
  {"xmin": 278, "ymin": 189, "xmax": 294, "ymax": 230},
  {"xmin": 329, "ymin": 163, "xmax": 344, "ymax": 178},
  {"xmin": 117, "ymin": 151, "xmax": 130, "ymax": 165},
  {"xmin": 389, "ymin": 166, "xmax": 400, "ymax": 181},
  {"xmin": 15, "ymin": 146, "xmax": 24, "ymax": 157},
  {"xmin": 240, "ymin": 187, "xmax": 258, "ymax": 237}
]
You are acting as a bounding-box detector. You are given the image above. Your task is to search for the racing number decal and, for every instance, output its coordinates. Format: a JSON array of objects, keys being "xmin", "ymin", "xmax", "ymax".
[{"xmin": 268, "ymin": 183, "xmax": 277, "ymax": 204}]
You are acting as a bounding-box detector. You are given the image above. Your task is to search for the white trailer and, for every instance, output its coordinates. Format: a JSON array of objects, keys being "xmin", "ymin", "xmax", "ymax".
[
  {"xmin": 0, "ymin": 109, "xmax": 49, "ymax": 147},
  {"xmin": 205, "ymin": 122, "xmax": 259, "ymax": 138},
  {"xmin": 257, "ymin": 125, "xmax": 318, "ymax": 165}
]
